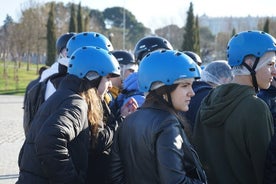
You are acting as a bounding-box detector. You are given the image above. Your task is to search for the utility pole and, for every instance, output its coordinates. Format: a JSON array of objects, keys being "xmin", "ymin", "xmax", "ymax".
[{"xmin": 123, "ymin": 0, "xmax": 126, "ymax": 49}]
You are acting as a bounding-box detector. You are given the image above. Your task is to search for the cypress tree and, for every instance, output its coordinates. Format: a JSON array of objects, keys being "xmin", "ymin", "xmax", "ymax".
[
  {"xmin": 194, "ymin": 16, "xmax": 200, "ymax": 55},
  {"xmin": 263, "ymin": 18, "xmax": 270, "ymax": 33},
  {"xmin": 69, "ymin": 4, "xmax": 77, "ymax": 32},
  {"xmin": 46, "ymin": 3, "xmax": 56, "ymax": 66},
  {"xmin": 84, "ymin": 16, "xmax": 89, "ymax": 32},
  {"xmin": 181, "ymin": 2, "xmax": 196, "ymax": 51},
  {"xmin": 77, "ymin": 2, "xmax": 83, "ymax": 32},
  {"xmin": 231, "ymin": 28, "xmax": 236, "ymax": 37}
]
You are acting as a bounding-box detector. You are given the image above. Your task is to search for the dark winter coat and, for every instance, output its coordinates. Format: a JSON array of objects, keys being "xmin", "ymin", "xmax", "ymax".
[
  {"xmin": 258, "ymin": 85, "xmax": 276, "ymax": 184},
  {"xmin": 86, "ymin": 100, "xmax": 122, "ymax": 184},
  {"xmin": 23, "ymin": 72, "xmax": 67, "ymax": 137},
  {"xmin": 193, "ymin": 83, "xmax": 273, "ymax": 184},
  {"xmin": 24, "ymin": 77, "xmax": 41, "ymax": 100},
  {"xmin": 108, "ymin": 100, "xmax": 207, "ymax": 184},
  {"xmin": 17, "ymin": 75, "xmax": 90, "ymax": 184},
  {"xmin": 184, "ymin": 81, "xmax": 213, "ymax": 130},
  {"xmin": 264, "ymin": 133, "xmax": 276, "ymax": 184},
  {"xmin": 258, "ymin": 85, "xmax": 276, "ymax": 126}
]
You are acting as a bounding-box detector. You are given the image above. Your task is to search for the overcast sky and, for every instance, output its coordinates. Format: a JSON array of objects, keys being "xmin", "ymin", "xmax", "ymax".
[{"xmin": 1, "ymin": 0, "xmax": 275, "ymax": 29}]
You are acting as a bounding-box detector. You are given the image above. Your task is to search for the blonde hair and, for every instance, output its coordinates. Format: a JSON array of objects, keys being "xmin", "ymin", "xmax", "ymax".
[{"xmin": 79, "ymin": 79, "xmax": 103, "ymax": 148}]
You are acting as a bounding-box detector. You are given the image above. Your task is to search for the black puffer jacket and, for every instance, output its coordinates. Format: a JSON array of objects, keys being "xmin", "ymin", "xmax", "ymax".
[
  {"xmin": 258, "ymin": 85, "xmax": 276, "ymax": 126},
  {"xmin": 183, "ymin": 81, "xmax": 213, "ymax": 131},
  {"xmin": 108, "ymin": 101, "xmax": 207, "ymax": 184},
  {"xmin": 17, "ymin": 75, "xmax": 90, "ymax": 184},
  {"xmin": 258, "ymin": 85, "xmax": 276, "ymax": 184},
  {"xmin": 86, "ymin": 100, "xmax": 123, "ymax": 184},
  {"xmin": 264, "ymin": 133, "xmax": 276, "ymax": 184}
]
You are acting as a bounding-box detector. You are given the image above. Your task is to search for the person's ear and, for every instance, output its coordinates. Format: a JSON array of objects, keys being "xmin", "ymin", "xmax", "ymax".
[
  {"xmin": 243, "ymin": 57, "xmax": 255, "ymax": 68},
  {"xmin": 162, "ymin": 93, "xmax": 168, "ymax": 102}
]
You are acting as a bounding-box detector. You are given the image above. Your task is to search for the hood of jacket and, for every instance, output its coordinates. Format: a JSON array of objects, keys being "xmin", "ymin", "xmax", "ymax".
[
  {"xmin": 198, "ymin": 83, "xmax": 256, "ymax": 127},
  {"xmin": 123, "ymin": 72, "xmax": 139, "ymax": 91},
  {"xmin": 192, "ymin": 80, "xmax": 213, "ymax": 94}
]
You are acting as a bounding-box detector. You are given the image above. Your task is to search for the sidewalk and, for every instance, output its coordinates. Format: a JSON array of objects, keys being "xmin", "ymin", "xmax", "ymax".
[{"xmin": 0, "ymin": 95, "xmax": 25, "ymax": 184}]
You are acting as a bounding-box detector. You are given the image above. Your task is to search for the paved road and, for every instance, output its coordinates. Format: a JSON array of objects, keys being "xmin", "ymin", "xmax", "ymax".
[{"xmin": 0, "ymin": 95, "xmax": 25, "ymax": 184}]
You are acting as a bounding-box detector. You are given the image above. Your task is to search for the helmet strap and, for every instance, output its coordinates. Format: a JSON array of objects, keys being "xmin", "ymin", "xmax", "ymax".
[{"xmin": 242, "ymin": 57, "xmax": 260, "ymax": 93}]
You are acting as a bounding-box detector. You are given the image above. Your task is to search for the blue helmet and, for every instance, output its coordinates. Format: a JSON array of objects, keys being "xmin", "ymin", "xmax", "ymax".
[
  {"xmin": 227, "ymin": 30, "xmax": 276, "ymax": 67},
  {"xmin": 66, "ymin": 32, "xmax": 114, "ymax": 57},
  {"xmin": 138, "ymin": 50, "xmax": 201, "ymax": 92},
  {"xmin": 68, "ymin": 46, "xmax": 120, "ymax": 79}
]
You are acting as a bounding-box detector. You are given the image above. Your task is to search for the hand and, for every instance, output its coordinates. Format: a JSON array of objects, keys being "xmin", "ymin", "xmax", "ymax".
[{"xmin": 120, "ymin": 97, "xmax": 138, "ymax": 117}]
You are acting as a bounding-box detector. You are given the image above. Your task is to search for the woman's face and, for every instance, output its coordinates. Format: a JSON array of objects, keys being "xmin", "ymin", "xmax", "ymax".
[
  {"xmin": 97, "ymin": 76, "xmax": 112, "ymax": 100},
  {"xmin": 170, "ymin": 78, "xmax": 195, "ymax": 112},
  {"xmin": 110, "ymin": 76, "xmax": 122, "ymax": 89}
]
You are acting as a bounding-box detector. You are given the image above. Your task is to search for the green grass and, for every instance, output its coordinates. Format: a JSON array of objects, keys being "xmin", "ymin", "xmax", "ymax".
[{"xmin": 0, "ymin": 61, "xmax": 44, "ymax": 95}]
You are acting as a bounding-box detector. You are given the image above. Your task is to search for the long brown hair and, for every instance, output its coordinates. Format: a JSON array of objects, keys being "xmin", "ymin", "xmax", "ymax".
[{"xmin": 79, "ymin": 77, "xmax": 103, "ymax": 148}]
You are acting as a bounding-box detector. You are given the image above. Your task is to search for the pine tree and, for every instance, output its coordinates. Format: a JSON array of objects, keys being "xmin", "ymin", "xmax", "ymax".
[
  {"xmin": 46, "ymin": 3, "xmax": 56, "ymax": 66},
  {"xmin": 194, "ymin": 16, "xmax": 200, "ymax": 55},
  {"xmin": 77, "ymin": 2, "xmax": 83, "ymax": 32},
  {"xmin": 181, "ymin": 2, "xmax": 196, "ymax": 52},
  {"xmin": 84, "ymin": 16, "xmax": 90, "ymax": 32},
  {"xmin": 231, "ymin": 28, "xmax": 236, "ymax": 37},
  {"xmin": 263, "ymin": 18, "xmax": 270, "ymax": 33},
  {"xmin": 69, "ymin": 4, "xmax": 77, "ymax": 32}
]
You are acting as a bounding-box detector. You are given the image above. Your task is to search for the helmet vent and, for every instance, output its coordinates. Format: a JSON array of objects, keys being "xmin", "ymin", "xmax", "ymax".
[
  {"xmin": 145, "ymin": 53, "xmax": 151, "ymax": 58},
  {"xmin": 176, "ymin": 52, "xmax": 181, "ymax": 56}
]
